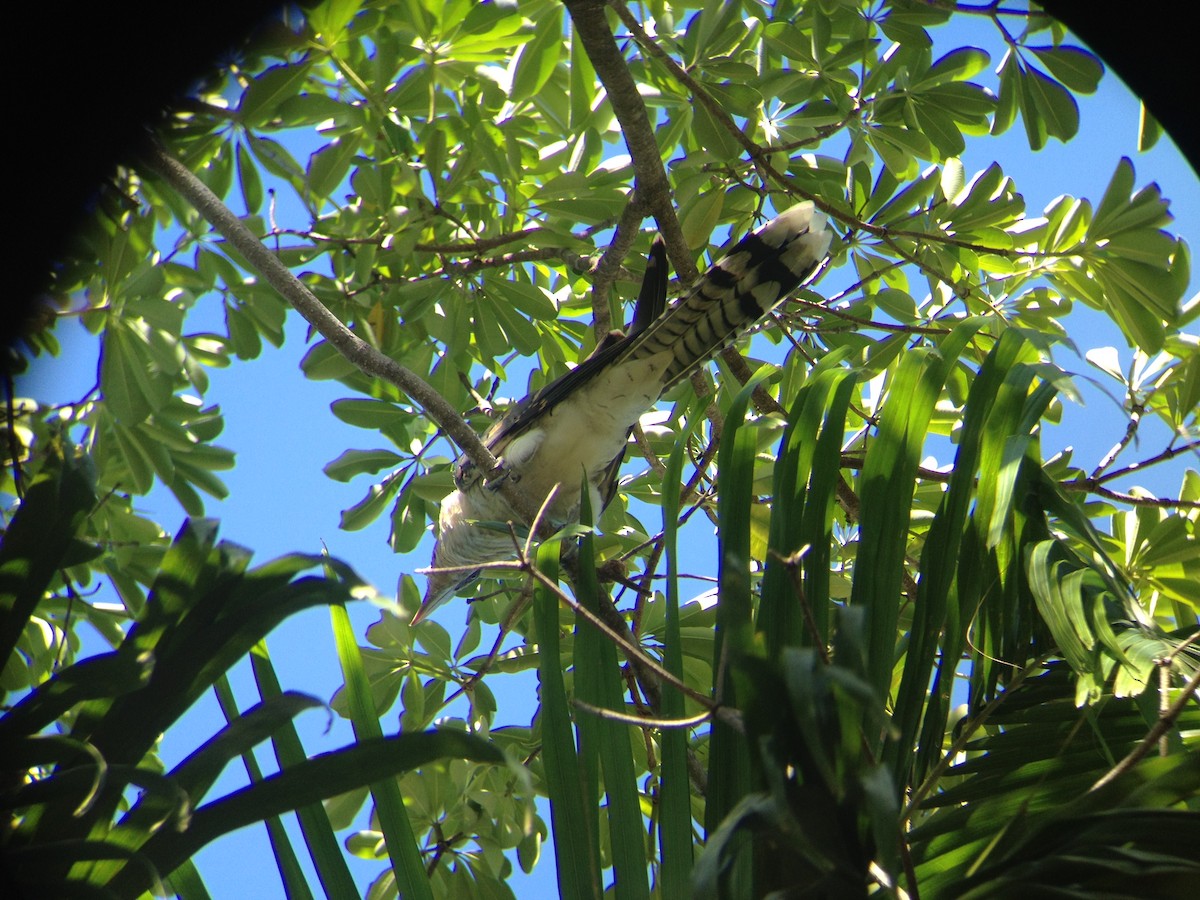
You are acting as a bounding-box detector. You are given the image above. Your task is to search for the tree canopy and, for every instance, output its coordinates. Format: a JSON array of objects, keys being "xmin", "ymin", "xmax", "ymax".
[{"xmin": 5, "ymin": 1, "xmax": 1199, "ymax": 898}]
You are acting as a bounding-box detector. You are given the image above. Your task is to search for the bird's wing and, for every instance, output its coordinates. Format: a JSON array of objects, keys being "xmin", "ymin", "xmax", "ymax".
[{"xmin": 477, "ymin": 237, "xmax": 668, "ymax": 458}]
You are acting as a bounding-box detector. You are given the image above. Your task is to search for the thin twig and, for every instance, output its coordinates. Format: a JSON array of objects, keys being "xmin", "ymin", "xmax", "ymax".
[
  {"xmin": 572, "ymin": 698, "xmax": 721, "ymax": 730},
  {"xmin": 524, "ymin": 561, "xmax": 718, "ymax": 713},
  {"xmin": 1090, "ymin": 663, "xmax": 1200, "ymax": 792},
  {"xmin": 1089, "ymin": 400, "xmax": 1144, "ymax": 479}
]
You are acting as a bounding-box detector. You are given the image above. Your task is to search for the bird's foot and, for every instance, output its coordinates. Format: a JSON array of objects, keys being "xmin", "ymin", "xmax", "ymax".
[{"xmin": 484, "ymin": 459, "xmax": 519, "ymax": 492}]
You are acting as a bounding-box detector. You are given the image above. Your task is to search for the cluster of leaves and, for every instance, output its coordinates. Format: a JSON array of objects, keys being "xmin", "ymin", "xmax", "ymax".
[
  {"xmin": 0, "ymin": 449, "xmax": 507, "ymax": 897},
  {"xmin": 6, "ymin": 0, "xmax": 1200, "ymax": 897}
]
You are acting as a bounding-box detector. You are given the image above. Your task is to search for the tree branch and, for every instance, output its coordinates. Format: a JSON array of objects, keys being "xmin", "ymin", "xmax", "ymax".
[
  {"xmin": 588, "ymin": 193, "xmax": 649, "ymax": 332},
  {"xmin": 563, "ymin": 0, "xmax": 694, "ymax": 281},
  {"xmin": 140, "ymin": 140, "xmax": 546, "ymax": 529}
]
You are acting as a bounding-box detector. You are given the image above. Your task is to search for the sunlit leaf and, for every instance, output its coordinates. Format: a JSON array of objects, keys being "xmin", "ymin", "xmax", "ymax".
[{"xmin": 1028, "ymin": 45, "xmax": 1104, "ymax": 94}]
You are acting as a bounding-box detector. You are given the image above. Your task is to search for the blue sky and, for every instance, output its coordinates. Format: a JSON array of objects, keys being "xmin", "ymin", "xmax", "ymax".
[{"xmin": 17, "ymin": 11, "xmax": 1200, "ymax": 898}]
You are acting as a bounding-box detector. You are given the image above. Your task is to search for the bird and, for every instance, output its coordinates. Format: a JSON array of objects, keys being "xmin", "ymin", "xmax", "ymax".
[{"xmin": 413, "ymin": 201, "xmax": 833, "ymax": 624}]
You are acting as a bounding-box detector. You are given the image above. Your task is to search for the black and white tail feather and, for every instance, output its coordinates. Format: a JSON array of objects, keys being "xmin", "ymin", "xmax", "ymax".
[
  {"xmin": 619, "ymin": 202, "xmax": 831, "ymax": 391},
  {"xmin": 415, "ymin": 202, "xmax": 832, "ymax": 623}
]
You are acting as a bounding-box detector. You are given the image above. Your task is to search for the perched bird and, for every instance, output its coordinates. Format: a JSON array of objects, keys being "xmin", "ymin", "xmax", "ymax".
[{"xmin": 414, "ymin": 202, "xmax": 832, "ymax": 623}]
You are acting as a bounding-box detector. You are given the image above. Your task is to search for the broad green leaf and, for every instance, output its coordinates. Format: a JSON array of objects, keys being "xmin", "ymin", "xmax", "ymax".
[
  {"xmin": 1028, "ymin": 45, "xmax": 1103, "ymax": 93},
  {"xmin": 330, "ymin": 398, "xmax": 410, "ymax": 429},
  {"xmin": 490, "ymin": 277, "xmax": 558, "ymax": 320},
  {"xmin": 992, "ymin": 48, "xmax": 1021, "ymax": 135},
  {"xmin": 338, "ymin": 471, "xmax": 405, "ymax": 531},
  {"xmin": 308, "ymin": 134, "xmax": 362, "ymax": 200},
  {"xmin": 239, "ymin": 62, "xmax": 314, "ymax": 127},
  {"xmin": 690, "ymin": 101, "xmax": 745, "ymax": 162},
  {"xmin": 509, "ymin": 8, "xmax": 563, "ymax": 103},
  {"xmin": 680, "ymin": 190, "xmax": 725, "ymax": 251},
  {"xmin": 101, "ymin": 320, "xmax": 175, "ymax": 425},
  {"xmin": 1025, "ymin": 65, "xmax": 1079, "ymax": 142},
  {"xmin": 940, "ymin": 157, "xmax": 964, "ymax": 201},
  {"xmin": 915, "ymin": 46, "xmax": 989, "ymax": 88},
  {"xmin": 236, "ymin": 141, "xmax": 264, "ymax": 213},
  {"xmin": 307, "ymin": 0, "xmax": 363, "ymax": 38},
  {"xmin": 224, "ymin": 300, "xmax": 263, "ymax": 360},
  {"xmin": 877, "ymin": 3, "xmax": 948, "ymax": 46},
  {"xmin": 300, "ymin": 341, "xmax": 362, "ymax": 381},
  {"xmin": 324, "ymin": 448, "xmax": 404, "ymax": 482},
  {"xmin": 247, "ymin": 134, "xmax": 306, "ymax": 183},
  {"xmin": 912, "ymin": 101, "xmax": 965, "ymax": 157}
]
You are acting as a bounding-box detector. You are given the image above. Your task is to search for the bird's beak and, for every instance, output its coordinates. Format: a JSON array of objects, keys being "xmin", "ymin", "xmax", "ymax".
[{"xmin": 410, "ymin": 563, "xmax": 480, "ymax": 625}]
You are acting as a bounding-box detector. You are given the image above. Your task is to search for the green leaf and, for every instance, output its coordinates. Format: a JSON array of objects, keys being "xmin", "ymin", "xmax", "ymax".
[
  {"xmin": 238, "ymin": 62, "xmax": 314, "ymax": 127},
  {"xmin": 224, "ymin": 300, "xmax": 262, "ymax": 361},
  {"xmin": 915, "ymin": 46, "xmax": 989, "ymax": 87},
  {"xmin": 940, "ymin": 157, "xmax": 964, "ymax": 201},
  {"xmin": 389, "ymin": 491, "xmax": 427, "ymax": 553},
  {"xmin": 572, "ymin": 506, "xmax": 649, "ymax": 899},
  {"xmin": 1025, "ymin": 65, "xmax": 1080, "ymax": 142},
  {"xmin": 681, "ymin": 189, "xmax": 726, "ymax": 251},
  {"xmin": 656, "ymin": 396, "xmax": 705, "ymax": 895},
  {"xmin": 912, "ymin": 102, "xmax": 965, "ymax": 157},
  {"xmin": 326, "ymin": 602, "xmax": 434, "ymax": 900},
  {"xmin": 1028, "ymin": 45, "xmax": 1103, "ymax": 93},
  {"xmin": 691, "ymin": 101, "xmax": 744, "ymax": 162},
  {"xmin": 107, "ymin": 419, "xmax": 161, "ymax": 495},
  {"xmin": 300, "ymin": 341, "xmax": 362, "ymax": 381},
  {"xmin": 706, "ymin": 368, "xmax": 773, "ymax": 839},
  {"xmin": 509, "ymin": 7, "xmax": 562, "ymax": 103},
  {"xmin": 247, "ymin": 134, "xmax": 306, "ymax": 183},
  {"xmin": 992, "ymin": 49, "xmax": 1021, "ymax": 135},
  {"xmin": 878, "ymin": 5, "xmax": 944, "ymax": 47},
  {"xmin": 874, "ymin": 288, "xmax": 918, "ymax": 321},
  {"xmin": 308, "ymin": 134, "xmax": 362, "ymax": 200},
  {"xmin": 1089, "ymin": 158, "xmax": 1175, "ymax": 242},
  {"xmin": 330, "ymin": 398, "xmax": 410, "ymax": 430},
  {"xmin": 170, "ymin": 691, "xmax": 324, "ymax": 805},
  {"xmin": 101, "ymin": 320, "xmax": 174, "ymax": 425},
  {"xmin": 323, "ymin": 449, "xmax": 404, "ymax": 482},
  {"xmin": 1138, "ymin": 103, "xmax": 1162, "ymax": 152},
  {"xmin": 0, "ymin": 450, "xmax": 97, "ymax": 668},
  {"xmin": 853, "ymin": 322, "xmax": 980, "ymax": 708},
  {"xmin": 339, "ymin": 471, "xmax": 405, "ymax": 530},
  {"xmin": 306, "ymin": 0, "xmax": 363, "ymax": 39},
  {"xmin": 114, "ymin": 730, "xmax": 503, "ymax": 898},
  {"xmin": 532, "ymin": 539, "xmax": 601, "ymax": 896},
  {"xmin": 490, "ymin": 277, "xmax": 558, "ymax": 320},
  {"xmin": 236, "ymin": 142, "xmax": 263, "ymax": 213},
  {"xmin": 247, "ymin": 645, "xmax": 360, "ymax": 899}
]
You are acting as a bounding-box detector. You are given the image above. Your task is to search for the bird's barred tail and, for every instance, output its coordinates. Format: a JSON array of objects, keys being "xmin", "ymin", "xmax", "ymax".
[{"xmin": 622, "ymin": 202, "xmax": 832, "ymax": 389}]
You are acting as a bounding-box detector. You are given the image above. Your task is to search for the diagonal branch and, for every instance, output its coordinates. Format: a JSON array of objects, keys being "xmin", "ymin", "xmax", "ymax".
[
  {"xmin": 141, "ymin": 140, "xmax": 547, "ymax": 530},
  {"xmin": 563, "ymin": 0, "xmax": 695, "ymax": 283}
]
